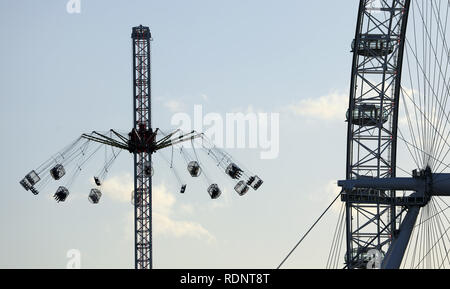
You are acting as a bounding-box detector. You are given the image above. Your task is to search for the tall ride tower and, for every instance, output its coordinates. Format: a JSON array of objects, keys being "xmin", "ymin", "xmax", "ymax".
[{"xmin": 132, "ymin": 25, "xmax": 152, "ymax": 269}]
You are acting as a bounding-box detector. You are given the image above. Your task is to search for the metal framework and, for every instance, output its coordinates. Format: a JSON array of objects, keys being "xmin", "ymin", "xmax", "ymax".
[
  {"xmin": 343, "ymin": 0, "xmax": 411, "ymax": 269},
  {"xmin": 20, "ymin": 24, "xmax": 264, "ymax": 269},
  {"xmin": 132, "ymin": 25, "xmax": 153, "ymax": 269},
  {"xmin": 81, "ymin": 27, "xmax": 204, "ymax": 269}
]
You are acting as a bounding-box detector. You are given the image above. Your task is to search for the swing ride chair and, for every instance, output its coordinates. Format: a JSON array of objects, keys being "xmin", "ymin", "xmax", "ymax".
[
  {"xmin": 19, "ymin": 25, "xmax": 263, "ymax": 270},
  {"xmin": 19, "ymin": 126, "xmax": 263, "ymax": 204}
]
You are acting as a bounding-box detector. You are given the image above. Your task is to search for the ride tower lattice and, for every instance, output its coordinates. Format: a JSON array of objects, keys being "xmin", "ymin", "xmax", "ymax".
[{"xmin": 131, "ymin": 25, "xmax": 153, "ymax": 269}]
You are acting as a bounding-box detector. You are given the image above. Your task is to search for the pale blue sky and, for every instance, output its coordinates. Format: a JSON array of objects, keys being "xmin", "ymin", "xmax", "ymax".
[{"xmin": 0, "ymin": 0, "xmax": 359, "ymax": 268}]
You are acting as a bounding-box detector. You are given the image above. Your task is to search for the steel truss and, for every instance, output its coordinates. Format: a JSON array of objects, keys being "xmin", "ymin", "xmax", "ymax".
[{"xmin": 344, "ymin": 0, "xmax": 411, "ymax": 269}]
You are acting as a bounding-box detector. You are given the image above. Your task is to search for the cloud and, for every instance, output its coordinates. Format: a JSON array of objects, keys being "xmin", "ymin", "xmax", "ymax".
[
  {"xmin": 306, "ymin": 180, "xmax": 343, "ymax": 214},
  {"xmin": 164, "ymin": 99, "xmax": 185, "ymax": 113},
  {"xmin": 102, "ymin": 174, "xmax": 215, "ymax": 243},
  {"xmin": 287, "ymin": 92, "xmax": 348, "ymax": 121},
  {"xmin": 325, "ymin": 180, "xmax": 344, "ymax": 214},
  {"xmin": 230, "ymin": 104, "xmax": 266, "ymax": 114}
]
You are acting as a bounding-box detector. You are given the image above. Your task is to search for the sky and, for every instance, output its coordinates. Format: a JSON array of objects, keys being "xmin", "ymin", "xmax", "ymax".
[{"xmin": 0, "ymin": 0, "xmax": 360, "ymax": 268}]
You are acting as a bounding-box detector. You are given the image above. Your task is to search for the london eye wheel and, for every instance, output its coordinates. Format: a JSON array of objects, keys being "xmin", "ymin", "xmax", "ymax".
[{"xmin": 330, "ymin": 0, "xmax": 450, "ymax": 269}]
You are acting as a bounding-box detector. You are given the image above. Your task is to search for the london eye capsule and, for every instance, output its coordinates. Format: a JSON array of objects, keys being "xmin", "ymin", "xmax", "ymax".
[
  {"xmin": 180, "ymin": 184, "xmax": 187, "ymax": 194},
  {"xmin": 50, "ymin": 164, "xmax": 66, "ymax": 180},
  {"xmin": 346, "ymin": 104, "xmax": 389, "ymax": 126},
  {"xmin": 351, "ymin": 34, "xmax": 395, "ymax": 57},
  {"xmin": 88, "ymin": 189, "xmax": 102, "ymax": 204},
  {"xmin": 187, "ymin": 161, "xmax": 202, "ymax": 177},
  {"xmin": 247, "ymin": 175, "xmax": 263, "ymax": 190},
  {"xmin": 225, "ymin": 163, "xmax": 243, "ymax": 180},
  {"xmin": 54, "ymin": 186, "xmax": 69, "ymax": 203},
  {"xmin": 207, "ymin": 184, "xmax": 221, "ymax": 199},
  {"xmin": 234, "ymin": 180, "xmax": 249, "ymax": 196}
]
